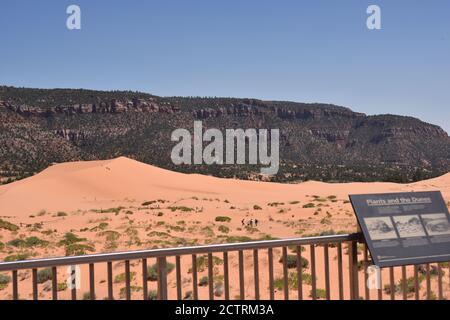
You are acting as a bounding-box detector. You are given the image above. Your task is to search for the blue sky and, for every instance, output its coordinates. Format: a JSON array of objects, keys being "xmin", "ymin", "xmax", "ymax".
[{"xmin": 1, "ymin": 0, "xmax": 449, "ymax": 132}]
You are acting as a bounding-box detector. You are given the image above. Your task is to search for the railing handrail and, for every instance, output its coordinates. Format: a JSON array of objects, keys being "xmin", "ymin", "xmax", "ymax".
[{"xmin": 0, "ymin": 233, "xmax": 362, "ymax": 271}]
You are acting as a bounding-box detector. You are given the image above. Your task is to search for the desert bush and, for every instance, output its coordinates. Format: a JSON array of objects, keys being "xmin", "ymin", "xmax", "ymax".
[
  {"xmin": 218, "ymin": 225, "xmax": 230, "ymax": 234},
  {"xmin": 147, "ymin": 263, "xmax": 175, "ymax": 281},
  {"xmin": 58, "ymin": 233, "xmax": 86, "ymax": 246},
  {"xmin": 37, "ymin": 268, "xmax": 53, "ymax": 284},
  {"xmin": 56, "ymin": 212, "xmax": 68, "ymax": 217},
  {"xmin": 215, "ymin": 216, "xmax": 231, "ymax": 223},
  {"xmin": 279, "ymin": 255, "xmax": 309, "ymax": 269},
  {"xmin": 4, "ymin": 253, "xmax": 31, "ymax": 262},
  {"xmin": 114, "ymin": 272, "xmax": 136, "ymax": 283},
  {"xmin": 8, "ymin": 236, "xmax": 50, "ymax": 249},
  {"xmin": 57, "ymin": 282, "xmax": 68, "ymax": 291},
  {"xmin": 0, "ymin": 219, "xmax": 19, "ymax": 232},
  {"xmin": 274, "ymin": 272, "xmax": 314, "ymax": 290},
  {"xmin": 253, "ymin": 205, "xmax": 262, "ymax": 210},
  {"xmin": 65, "ymin": 243, "xmax": 95, "ymax": 256},
  {"xmin": 82, "ymin": 292, "xmax": 94, "ymax": 300},
  {"xmin": 98, "ymin": 230, "xmax": 120, "ymax": 241},
  {"xmin": 147, "ymin": 290, "xmax": 158, "ymax": 300},
  {"xmin": 303, "ymin": 203, "xmax": 315, "ymax": 208},
  {"xmin": 0, "ymin": 274, "xmax": 11, "ymax": 290},
  {"xmin": 310, "ymin": 288, "xmax": 327, "ymax": 299},
  {"xmin": 198, "ymin": 276, "xmax": 208, "ymax": 287}
]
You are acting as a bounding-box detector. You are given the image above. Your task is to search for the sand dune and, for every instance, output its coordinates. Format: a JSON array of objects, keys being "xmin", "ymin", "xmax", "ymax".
[
  {"xmin": 1, "ymin": 156, "xmax": 448, "ymax": 218},
  {"xmin": 0, "ymin": 157, "xmax": 449, "ymax": 300}
]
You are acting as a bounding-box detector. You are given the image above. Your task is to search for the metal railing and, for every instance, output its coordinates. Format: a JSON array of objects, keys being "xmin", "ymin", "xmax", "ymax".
[{"xmin": 0, "ymin": 233, "xmax": 448, "ymax": 300}]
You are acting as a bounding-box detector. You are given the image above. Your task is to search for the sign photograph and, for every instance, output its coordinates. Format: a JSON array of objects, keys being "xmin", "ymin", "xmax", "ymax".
[{"xmin": 350, "ymin": 191, "xmax": 450, "ymax": 267}]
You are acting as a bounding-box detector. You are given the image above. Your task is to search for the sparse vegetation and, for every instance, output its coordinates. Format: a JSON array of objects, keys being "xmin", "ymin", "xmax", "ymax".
[
  {"xmin": 279, "ymin": 255, "xmax": 309, "ymax": 269},
  {"xmin": 147, "ymin": 263, "xmax": 175, "ymax": 281},
  {"xmin": 215, "ymin": 216, "xmax": 231, "ymax": 223},
  {"xmin": 0, "ymin": 219, "xmax": 19, "ymax": 232},
  {"xmin": 0, "ymin": 274, "xmax": 11, "ymax": 290},
  {"xmin": 37, "ymin": 268, "xmax": 53, "ymax": 284},
  {"xmin": 218, "ymin": 225, "xmax": 230, "ymax": 234}
]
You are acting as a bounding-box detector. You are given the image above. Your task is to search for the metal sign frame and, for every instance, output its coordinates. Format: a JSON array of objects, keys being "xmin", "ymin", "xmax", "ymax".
[{"xmin": 349, "ymin": 191, "xmax": 450, "ymax": 267}]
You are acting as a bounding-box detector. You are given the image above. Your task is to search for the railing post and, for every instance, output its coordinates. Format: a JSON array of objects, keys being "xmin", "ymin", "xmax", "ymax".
[
  {"xmin": 157, "ymin": 257, "xmax": 168, "ymax": 300},
  {"xmin": 348, "ymin": 240, "xmax": 359, "ymax": 300}
]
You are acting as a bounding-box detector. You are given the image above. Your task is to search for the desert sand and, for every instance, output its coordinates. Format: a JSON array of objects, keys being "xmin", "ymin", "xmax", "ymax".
[{"xmin": 0, "ymin": 157, "xmax": 449, "ymax": 300}]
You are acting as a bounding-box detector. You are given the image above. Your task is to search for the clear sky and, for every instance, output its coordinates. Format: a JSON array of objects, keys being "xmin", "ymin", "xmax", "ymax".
[{"xmin": 1, "ymin": 0, "xmax": 449, "ymax": 132}]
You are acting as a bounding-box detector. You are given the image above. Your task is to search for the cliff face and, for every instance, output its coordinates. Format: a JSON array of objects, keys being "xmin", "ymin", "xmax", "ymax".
[{"xmin": 0, "ymin": 86, "xmax": 449, "ymax": 183}]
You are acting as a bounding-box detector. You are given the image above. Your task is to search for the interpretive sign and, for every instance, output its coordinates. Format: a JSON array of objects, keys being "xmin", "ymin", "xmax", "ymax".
[{"xmin": 349, "ymin": 191, "xmax": 450, "ymax": 267}]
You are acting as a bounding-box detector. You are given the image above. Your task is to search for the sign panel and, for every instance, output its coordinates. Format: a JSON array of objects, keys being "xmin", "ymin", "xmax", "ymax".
[{"xmin": 349, "ymin": 191, "xmax": 450, "ymax": 267}]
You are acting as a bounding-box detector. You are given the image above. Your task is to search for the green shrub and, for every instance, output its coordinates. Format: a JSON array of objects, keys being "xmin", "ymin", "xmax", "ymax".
[
  {"xmin": 224, "ymin": 236, "xmax": 252, "ymax": 243},
  {"xmin": 274, "ymin": 272, "xmax": 314, "ymax": 290},
  {"xmin": 56, "ymin": 212, "xmax": 68, "ymax": 217},
  {"xmin": 279, "ymin": 255, "xmax": 309, "ymax": 269},
  {"xmin": 168, "ymin": 206, "xmax": 194, "ymax": 212},
  {"xmin": 199, "ymin": 276, "xmax": 208, "ymax": 287},
  {"xmin": 0, "ymin": 274, "xmax": 11, "ymax": 285},
  {"xmin": 0, "ymin": 219, "xmax": 19, "ymax": 232},
  {"xmin": 82, "ymin": 292, "xmax": 94, "ymax": 300},
  {"xmin": 215, "ymin": 216, "xmax": 231, "ymax": 223},
  {"xmin": 147, "ymin": 263, "xmax": 175, "ymax": 281},
  {"xmin": 4, "ymin": 253, "xmax": 31, "ymax": 262},
  {"xmin": 57, "ymin": 282, "xmax": 68, "ymax": 291},
  {"xmin": 58, "ymin": 233, "xmax": 86, "ymax": 246},
  {"xmin": 115, "ymin": 272, "xmax": 136, "ymax": 283},
  {"xmin": 37, "ymin": 268, "xmax": 53, "ymax": 284},
  {"xmin": 98, "ymin": 230, "xmax": 120, "ymax": 241},
  {"xmin": 303, "ymin": 203, "xmax": 315, "ymax": 208},
  {"xmin": 8, "ymin": 237, "xmax": 49, "ymax": 248},
  {"xmin": 218, "ymin": 225, "xmax": 230, "ymax": 234},
  {"xmin": 65, "ymin": 243, "xmax": 95, "ymax": 256},
  {"xmin": 253, "ymin": 205, "xmax": 262, "ymax": 210},
  {"xmin": 310, "ymin": 288, "xmax": 327, "ymax": 299},
  {"xmin": 148, "ymin": 290, "xmax": 158, "ymax": 300}
]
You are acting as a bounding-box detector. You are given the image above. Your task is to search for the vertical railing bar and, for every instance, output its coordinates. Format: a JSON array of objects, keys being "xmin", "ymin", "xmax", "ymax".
[
  {"xmin": 414, "ymin": 265, "xmax": 419, "ymax": 300},
  {"xmin": 175, "ymin": 256, "xmax": 182, "ymax": 300},
  {"xmin": 282, "ymin": 247, "xmax": 289, "ymax": 300},
  {"xmin": 337, "ymin": 243, "xmax": 344, "ymax": 300},
  {"xmin": 142, "ymin": 259, "xmax": 148, "ymax": 301},
  {"xmin": 401, "ymin": 266, "xmax": 407, "ymax": 300},
  {"xmin": 208, "ymin": 253, "xmax": 214, "ymax": 300},
  {"xmin": 125, "ymin": 260, "xmax": 131, "ymax": 300},
  {"xmin": 32, "ymin": 268, "xmax": 38, "ymax": 300},
  {"xmin": 426, "ymin": 264, "xmax": 431, "ymax": 300},
  {"xmin": 71, "ymin": 266, "xmax": 77, "ymax": 300},
  {"xmin": 12, "ymin": 270, "xmax": 18, "ymax": 300},
  {"xmin": 239, "ymin": 250, "xmax": 245, "ymax": 300},
  {"xmin": 107, "ymin": 261, "xmax": 113, "ymax": 300},
  {"xmin": 253, "ymin": 249, "xmax": 260, "ymax": 300},
  {"xmin": 389, "ymin": 267, "xmax": 395, "ymax": 301},
  {"xmin": 324, "ymin": 244, "xmax": 330, "ymax": 300},
  {"xmin": 157, "ymin": 257, "xmax": 168, "ymax": 300},
  {"xmin": 437, "ymin": 264, "xmax": 443, "ymax": 300},
  {"xmin": 348, "ymin": 241, "xmax": 359, "ymax": 300},
  {"xmin": 363, "ymin": 245, "xmax": 369, "ymax": 300},
  {"xmin": 223, "ymin": 252, "xmax": 229, "ymax": 300},
  {"xmin": 192, "ymin": 254, "xmax": 198, "ymax": 300},
  {"xmin": 296, "ymin": 246, "xmax": 303, "ymax": 300},
  {"xmin": 310, "ymin": 244, "xmax": 317, "ymax": 300},
  {"xmin": 52, "ymin": 266, "xmax": 58, "ymax": 300},
  {"xmin": 268, "ymin": 248, "xmax": 274, "ymax": 300},
  {"xmin": 89, "ymin": 263, "xmax": 95, "ymax": 300}
]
